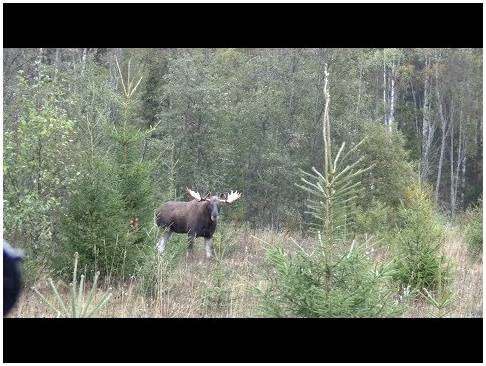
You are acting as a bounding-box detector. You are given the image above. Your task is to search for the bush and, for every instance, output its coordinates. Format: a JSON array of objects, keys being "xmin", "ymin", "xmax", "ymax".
[
  {"xmin": 259, "ymin": 238, "xmax": 401, "ymax": 317},
  {"xmin": 56, "ymin": 120, "xmax": 158, "ymax": 282},
  {"xmin": 391, "ymin": 184, "xmax": 451, "ymax": 292},
  {"xmin": 356, "ymin": 122, "xmax": 416, "ymax": 209},
  {"xmin": 3, "ymin": 77, "xmax": 79, "ymax": 285},
  {"xmin": 355, "ymin": 199, "xmax": 397, "ymax": 237},
  {"xmin": 200, "ymin": 264, "xmax": 232, "ymax": 312},
  {"xmin": 57, "ymin": 158, "xmax": 128, "ymax": 280},
  {"xmin": 464, "ymin": 201, "xmax": 483, "ymax": 257}
]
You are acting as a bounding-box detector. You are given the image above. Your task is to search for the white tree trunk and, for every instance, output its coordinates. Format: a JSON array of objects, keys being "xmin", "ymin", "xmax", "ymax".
[
  {"xmin": 37, "ymin": 48, "xmax": 44, "ymax": 79},
  {"xmin": 450, "ymin": 111, "xmax": 455, "ymax": 216},
  {"xmin": 455, "ymin": 110, "xmax": 464, "ymax": 210},
  {"xmin": 460, "ymin": 155, "xmax": 467, "ymax": 207},
  {"xmin": 81, "ymin": 48, "xmax": 87, "ymax": 75},
  {"xmin": 420, "ymin": 57, "xmax": 432, "ymax": 182},
  {"xmin": 383, "ymin": 50, "xmax": 388, "ymax": 127},
  {"xmin": 356, "ymin": 57, "xmax": 362, "ymax": 116},
  {"xmin": 389, "ymin": 61, "xmax": 396, "ymax": 132},
  {"xmin": 435, "ymin": 123, "xmax": 447, "ymax": 203},
  {"xmin": 434, "ymin": 66, "xmax": 448, "ymax": 204},
  {"xmin": 410, "ymin": 79, "xmax": 419, "ymax": 135}
]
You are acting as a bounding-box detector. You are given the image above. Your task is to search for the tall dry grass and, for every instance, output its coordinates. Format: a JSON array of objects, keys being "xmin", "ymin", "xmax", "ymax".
[{"xmin": 8, "ymin": 223, "xmax": 482, "ymax": 318}]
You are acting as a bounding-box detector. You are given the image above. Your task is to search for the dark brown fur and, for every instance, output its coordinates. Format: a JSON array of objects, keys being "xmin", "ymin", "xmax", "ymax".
[{"xmin": 155, "ymin": 199, "xmax": 217, "ymax": 239}]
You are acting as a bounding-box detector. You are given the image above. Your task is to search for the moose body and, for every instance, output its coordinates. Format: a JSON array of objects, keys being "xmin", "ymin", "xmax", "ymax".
[{"xmin": 155, "ymin": 189, "xmax": 241, "ymax": 259}]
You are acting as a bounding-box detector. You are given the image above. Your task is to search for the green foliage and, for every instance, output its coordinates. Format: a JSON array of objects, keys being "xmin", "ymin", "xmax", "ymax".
[
  {"xmin": 53, "ymin": 57, "xmax": 158, "ymax": 282},
  {"xmin": 422, "ymin": 287, "xmax": 455, "ymax": 318},
  {"xmin": 212, "ymin": 222, "xmax": 239, "ymax": 260},
  {"xmin": 297, "ymin": 139, "xmax": 373, "ymax": 238},
  {"xmin": 3, "ymin": 48, "xmax": 482, "ymax": 319},
  {"xmin": 200, "ymin": 264, "xmax": 232, "ymax": 312},
  {"xmin": 356, "ymin": 122, "xmax": 416, "ymax": 208},
  {"xmin": 355, "ymin": 199, "xmax": 397, "ymax": 237},
  {"xmin": 3, "ymin": 73, "xmax": 79, "ymax": 285},
  {"xmin": 260, "ymin": 89, "xmax": 400, "ymax": 317},
  {"xmin": 463, "ymin": 201, "xmax": 483, "ymax": 257},
  {"xmin": 259, "ymin": 238, "xmax": 401, "ymax": 317},
  {"xmin": 32, "ymin": 252, "xmax": 112, "ymax": 318},
  {"xmin": 57, "ymin": 158, "xmax": 128, "ymax": 280},
  {"xmin": 391, "ymin": 185, "xmax": 451, "ymax": 292},
  {"xmin": 57, "ymin": 123, "xmax": 157, "ymax": 281},
  {"xmin": 200, "ymin": 224, "xmax": 237, "ymax": 312}
]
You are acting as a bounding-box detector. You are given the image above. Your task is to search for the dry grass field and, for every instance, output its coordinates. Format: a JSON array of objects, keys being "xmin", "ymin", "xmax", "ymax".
[{"xmin": 9, "ymin": 223, "xmax": 482, "ymax": 318}]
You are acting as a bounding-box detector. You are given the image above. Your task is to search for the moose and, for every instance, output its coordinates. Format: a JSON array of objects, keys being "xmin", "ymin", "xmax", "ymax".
[{"xmin": 154, "ymin": 188, "xmax": 241, "ymax": 259}]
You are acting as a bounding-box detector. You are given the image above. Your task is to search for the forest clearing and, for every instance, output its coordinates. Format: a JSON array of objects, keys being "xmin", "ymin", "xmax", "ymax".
[
  {"xmin": 3, "ymin": 48, "xmax": 483, "ymax": 318},
  {"xmin": 10, "ymin": 222, "xmax": 483, "ymax": 318}
]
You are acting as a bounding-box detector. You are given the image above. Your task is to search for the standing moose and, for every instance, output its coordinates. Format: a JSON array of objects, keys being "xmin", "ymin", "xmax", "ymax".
[{"xmin": 154, "ymin": 188, "xmax": 241, "ymax": 259}]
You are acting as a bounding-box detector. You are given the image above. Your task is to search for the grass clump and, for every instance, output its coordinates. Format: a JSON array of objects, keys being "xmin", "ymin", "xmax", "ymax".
[{"xmin": 136, "ymin": 233, "xmax": 187, "ymax": 299}]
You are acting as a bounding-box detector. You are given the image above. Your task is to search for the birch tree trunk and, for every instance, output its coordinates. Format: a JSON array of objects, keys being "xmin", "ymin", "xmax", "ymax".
[
  {"xmin": 434, "ymin": 66, "xmax": 448, "ymax": 204},
  {"xmin": 450, "ymin": 109, "xmax": 455, "ymax": 216},
  {"xmin": 410, "ymin": 79, "xmax": 419, "ymax": 136},
  {"xmin": 454, "ymin": 109, "xmax": 464, "ymax": 212},
  {"xmin": 81, "ymin": 48, "xmax": 87, "ymax": 75},
  {"xmin": 36, "ymin": 48, "xmax": 44, "ymax": 79},
  {"xmin": 389, "ymin": 60, "xmax": 396, "ymax": 132},
  {"xmin": 54, "ymin": 48, "xmax": 60, "ymax": 71},
  {"xmin": 420, "ymin": 57, "xmax": 432, "ymax": 182},
  {"xmin": 356, "ymin": 56, "xmax": 362, "ymax": 116},
  {"xmin": 383, "ymin": 50, "xmax": 388, "ymax": 127},
  {"xmin": 460, "ymin": 155, "xmax": 467, "ymax": 208}
]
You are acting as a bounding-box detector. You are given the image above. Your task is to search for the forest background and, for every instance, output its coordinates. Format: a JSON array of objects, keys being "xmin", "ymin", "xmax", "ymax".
[{"xmin": 3, "ymin": 48, "xmax": 483, "ymax": 317}]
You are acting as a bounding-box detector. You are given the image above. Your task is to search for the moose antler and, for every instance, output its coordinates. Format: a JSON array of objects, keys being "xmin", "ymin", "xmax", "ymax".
[
  {"xmin": 186, "ymin": 188, "xmax": 211, "ymax": 201},
  {"xmin": 186, "ymin": 188, "xmax": 202, "ymax": 201},
  {"xmin": 220, "ymin": 190, "xmax": 241, "ymax": 204}
]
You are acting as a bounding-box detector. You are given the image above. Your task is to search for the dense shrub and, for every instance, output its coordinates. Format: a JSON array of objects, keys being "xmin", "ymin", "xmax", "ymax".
[
  {"xmin": 259, "ymin": 238, "xmax": 401, "ymax": 317},
  {"xmin": 57, "ymin": 126, "xmax": 158, "ymax": 281},
  {"xmin": 355, "ymin": 199, "xmax": 397, "ymax": 237},
  {"xmin": 391, "ymin": 184, "xmax": 451, "ymax": 292},
  {"xmin": 464, "ymin": 201, "xmax": 483, "ymax": 257},
  {"xmin": 3, "ymin": 76, "xmax": 79, "ymax": 285},
  {"xmin": 356, "ymin": 122, "xmax": 416, "ymax": 209},
  {"xmin": 57, "ymin": 158, "xmax": 129, "ymax": 280}
]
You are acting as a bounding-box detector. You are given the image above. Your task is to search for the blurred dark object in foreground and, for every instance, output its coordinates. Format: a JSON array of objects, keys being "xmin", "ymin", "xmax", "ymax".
[{"xmin": 4, "ymin": 240, "xmax": 23, "ymax": 316}]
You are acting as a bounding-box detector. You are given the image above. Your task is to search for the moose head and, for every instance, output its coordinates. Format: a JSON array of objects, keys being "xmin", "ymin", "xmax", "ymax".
[{"xmin": 186, "ymin": 188, "xmax": 242, "ymax": 223}]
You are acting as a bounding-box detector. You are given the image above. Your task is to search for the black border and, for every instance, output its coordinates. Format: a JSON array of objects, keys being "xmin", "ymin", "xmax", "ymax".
[
  {"xmin": 3, "ymin": 3, "xmax": 484, "ymax": 363},
  {"xmin": 3, "ymin": 3, "xmax": 483, "ymax": 48},
  {"xmin": 3, "ymin": 318, "xmax": 484, "ymax": 362}
]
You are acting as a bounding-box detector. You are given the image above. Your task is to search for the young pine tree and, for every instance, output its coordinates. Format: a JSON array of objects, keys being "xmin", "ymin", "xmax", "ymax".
[{"xmin": 259, "ymin": 65, "xmax": 401, "ymax": 317}]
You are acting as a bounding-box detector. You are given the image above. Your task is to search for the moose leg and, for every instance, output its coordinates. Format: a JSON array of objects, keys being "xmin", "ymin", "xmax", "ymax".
[
  {"xmin": 156, "ymin": 230, "xmax": 172, "ymax": 253},
  {"xmin": 204, "ymin": 238, "xmax": 214, "ymax": 259}
]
